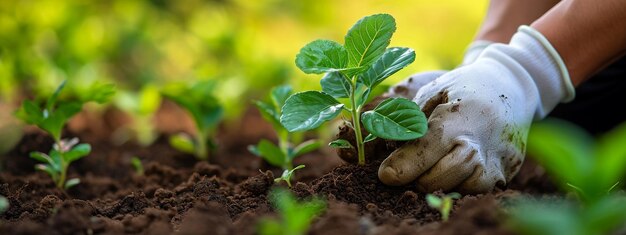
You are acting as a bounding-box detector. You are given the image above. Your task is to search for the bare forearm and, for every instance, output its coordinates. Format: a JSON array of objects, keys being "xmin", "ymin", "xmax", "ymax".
[
  {"xmin": 475, "ymin": 0, "xmax": 560, "ymax": 43},
  {"xmin": 533, "ymin": 0, "xmax": 626, "ymax": 85}
]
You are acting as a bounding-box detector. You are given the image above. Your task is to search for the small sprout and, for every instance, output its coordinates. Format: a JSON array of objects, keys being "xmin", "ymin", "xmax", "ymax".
[
  {"xmin": 249, "ymin": 85, "xmax": 321, "ymax": 187},
  {"xmin": 280, "ymin": 14, "xmax": 427, "ymax": 165},
  {"xmin": 0, "ymin": 195, "xmax": 8, "ymax": 214},
  {"xmin": 15, "ymin": 80, "xmax": 114, "ymax": 189},
  {"xmin": 130, "ymin": 156, "xmax": 144, "ymax": 176},
  {"xmin": 426, "ymin": 192, "xmax": 461, "ymax": 221},
  {"xmin": 258, "ymin": 188, "xmax": 326, "ymax": 235},
  {"xmin": 162, "ymin": 81, "xmax": 223, "ymax": 161},
  {"xmin": 274, "ymin": 165, "xmax": 305, "ymax": 187}
]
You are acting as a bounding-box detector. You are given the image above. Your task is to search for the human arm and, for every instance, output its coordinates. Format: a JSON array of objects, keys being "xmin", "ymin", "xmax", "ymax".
[{"xmin": 533, "ymin": 0, "xmax": 626, "ymax": 85}]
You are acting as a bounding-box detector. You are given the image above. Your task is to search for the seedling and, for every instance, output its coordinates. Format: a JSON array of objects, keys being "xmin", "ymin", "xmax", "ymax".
[
  {"xmin": 130, "ymin": 156, "xmax": 144, "ymax": 176},
  {"xmin": 0, "ymin": 195, "xmax": 8, "ymax": 214},
  {"xmin": 509, "ymin": 119, "xmax": 626, "ymax": 235},
  {"xmin": 426, "ymin": 192, "xmax": 461, "ymax": 221},
  {"xmin": 114, "ymin": 84, "xmax": 162, "ymax": 146},
  {"xmin": 280, "ymin": 14, "xmax": 427, "ymax": 165},
  {"xmin": 249, "ymin": 85, "xmax": 321, "ymax": 187},
  {"xmin": 162, "ymin": 81, "xmax": 223, "ymax": 161},
  {"xmin": 15, "ymin": 80, "xmax": 115, "ymax": 189},
  {"xmin": 257, "ymin": 188, "xmax": 326, "ymax": 235}
]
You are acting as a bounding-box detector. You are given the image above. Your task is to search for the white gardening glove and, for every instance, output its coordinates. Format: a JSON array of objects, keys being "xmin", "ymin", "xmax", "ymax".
[{"xmin": 378, "ymin": 26, "xmax": 575, "ymax": 194}]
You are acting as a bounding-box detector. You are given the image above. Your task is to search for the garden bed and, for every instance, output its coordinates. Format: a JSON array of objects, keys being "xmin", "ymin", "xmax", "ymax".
[{"xmin": 0, "ymin": 106, "xmax": 558, "ymax": 235}]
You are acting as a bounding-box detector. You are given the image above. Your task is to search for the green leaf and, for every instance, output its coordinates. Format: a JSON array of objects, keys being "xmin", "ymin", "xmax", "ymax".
[
  {"xmin": 267, "ymin": 188, "xmax": 326, "ymax": 234},
  {"xmin": 64, "ymin": 178, "xmax": 80, "ymax": 189},
  {"xmin": 295, "ymin": 40, "xmax": 348, "ymax": 74},
  {"xmin": 169, "ymin": 133, "xmax": 196, "ymax": 154},
  {"xmin": 426, "ymin": 194, "xmax": 442, "ymax": 208},
  {"xmin": 80, "ymin": 82, "xmax": 116, "ymax": 104},
  {"xmin": 162, "ymin": 81, "xmax": 223, "ymax": 136},
  {"xmin": 30, "ymin": 152, "xmax": 54, "ymax": 165},
  {"xmin": 355, "ymin": 83, "xmax": 371, "ymax": 108},
  {"xmin": 271, "ymin": 85, "xmax": 293, "ymax": 109},
  {"xmin": 130, "ymin": 156, "xmax": 144, "ymax": 175},
  {"xmin": 320, "ymin": 72, "xmax": 352, "ymax": 99},
  {"xmin": 345, "ymin": 14, "xmax": 396, "ymax": 69},
  {"xmin": 280, "ymin": 91, "xmax": 344, "ymax": 132},
  {"xmin": 361, "ymin": 98, "xmax": 427, "ymax": 140},
  {"xmin": 276, "ymin": 165, "xmax": 306, "ymax": 187},
  {"xmin": 138, "ymin": 85, "xmax": 162, "ymax": 115},
  {"xmin": 291, "ymin": 139, "xmax": 321, "ymax": 160},
  {"xmin": 329, "ymin": 139, "xmax": 353, "ymax": 149},
  {"xmin": 46, "ymin": 80, "xmax": 67, "ymax": 112},
  {"xmin": 527, "ymin": 119, "xmax": 594, "ymax": 194},
  {"xmin": 254, "ymin": 100, "xmax": 280, "ymax": 127},
  {"xmin": 15, "ymin": 100, "xmax": 43, "ymax": 124},
  {"xmin": 35, "ymin": 164, "xmax": 59, "ymax": 181},
  {"xmin": 64, "ymin": 143, "xmax": 91, "ymax": 162},
  {"xmin": 249, "ymin": 139, "xmax": 286, "ymax": 167},
  {"xmin": 48, "ymin": 149, "xmax": 63, "ymax": 172},
  {"xmin": 0, "ymin": 195, "xmax": 8, "ymax": 214},
  {"xmin": 257, "ymin": 219, "xmax": 282, "ymax": 235},
  {"xmin": 364, "ymin": 134, "xmax": 377, "ymax": 143},
  {"xmin": 595, "ymin": 122, "xmax": 626, "ymax": 192},
  {"xmin": 358, "ymin": 47, "xmax": 416, "ymax": 87},
  {"xmin": 40, "ymin": 101, "xmax": 82, "ymax": 141}
]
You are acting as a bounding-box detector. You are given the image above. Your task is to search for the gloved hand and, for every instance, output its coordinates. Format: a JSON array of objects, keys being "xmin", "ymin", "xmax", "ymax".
[
  {"xmin": 378, "ymin": 26, "xmax": 575, "ymax": 194},
  {"xmin": 335, "ymin": 40, "xmax": 492, "ymax": 164}
]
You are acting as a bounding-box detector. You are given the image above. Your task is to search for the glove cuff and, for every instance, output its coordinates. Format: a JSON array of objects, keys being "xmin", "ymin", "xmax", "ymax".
[
  {"xmin": 518, "ymin": 26, "xmax": 575, "ymax": 103},
  {"xmin": 494, "ymin": 26, "xmax": 576, "ymax": 118},
  {"xmin": 461, "ymin": 40, "xmax": 493, "ymax": 66}
]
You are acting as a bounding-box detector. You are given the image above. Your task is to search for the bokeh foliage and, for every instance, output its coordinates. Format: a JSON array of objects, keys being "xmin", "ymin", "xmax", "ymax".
[{"xmin": 0, "ymin": 0, "xmax": 487, "ymax": 118}]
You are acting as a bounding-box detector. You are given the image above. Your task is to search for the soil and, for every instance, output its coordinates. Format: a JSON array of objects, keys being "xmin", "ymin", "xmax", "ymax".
[{"xmin": 0, "ymin": 105, "xmax": 559, "ymax": 235}]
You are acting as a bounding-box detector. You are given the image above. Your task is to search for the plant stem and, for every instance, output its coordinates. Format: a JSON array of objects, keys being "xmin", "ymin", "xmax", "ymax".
[
  {"xmin": 196, "ymin": 133, "xmax": 208, "ymax": 161},
  {"xmin": 349, "ymin": 80, "xmax": 365, "ymax": 166},
  {"xmin": 56, "ymin": 140, "xmax": 66, "ymax": 189},
  {"xmin": 278, "ymin": 131, "xmax": 292, "ymax": 170}
]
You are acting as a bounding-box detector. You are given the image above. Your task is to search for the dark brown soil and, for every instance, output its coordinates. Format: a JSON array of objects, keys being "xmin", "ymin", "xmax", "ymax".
[{"xmin": 0, "ymin": 106, "xmax": 558, "ymax": 235}]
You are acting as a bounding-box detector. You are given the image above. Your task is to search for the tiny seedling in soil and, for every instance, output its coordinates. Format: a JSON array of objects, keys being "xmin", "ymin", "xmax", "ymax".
[
  {"xmin": 509, "ymin": 119, "xmax": 626, "ymax": 235},
  {"xmin": 130, "ymin": 156, "xmax": 144, "ymax": 176},
  {"xmin": 15, "ymin": 80, "xmax": 115, "ymax": 189},
  {"xmin": 249, "ymin": 85, "xmax": 321, "ymax": 187},
  {"xmin": 280, "ymin": 13, "xmax": 428, "ymax": 165},
  {"xmin": 257, "ymin": 188, "xmax": 326, "ymax": 235},
  {"xmin": 162, "ymin": 80, "xmax": 223, "ymax": 161},
  {"xmin": 426, "ymin": 192, "xmax": 461, "ymax": 221},
  {"xmin": 0, "ymin": 195, "xmax": 8, "ymax": 214}
]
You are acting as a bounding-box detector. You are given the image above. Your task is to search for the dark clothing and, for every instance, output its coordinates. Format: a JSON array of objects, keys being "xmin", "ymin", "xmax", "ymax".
[{"xmin": 549, "ymin": 56, "xmax": 626, "ymax": 135}]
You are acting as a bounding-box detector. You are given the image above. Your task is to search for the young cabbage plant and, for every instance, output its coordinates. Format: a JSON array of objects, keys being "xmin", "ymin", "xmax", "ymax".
[
  {"xmin": 426, "ymin": 192, "xmax": 461, "ymax": 221},
  {"xmin": 280, "ymin": 14, "xmax": 427, "ymax": 165},
  {"xmin": 249, "ymin": 85, "xmax": 321, "ymax": 187},
  {"xmin": 162, "ymin": 81, "xmax": 223, "ymax": 161},
  {"xmin": 15, "ymin": 80, "xmax": 115, "ymax": 189},
  {"xmin": 509, "ymin": 119, "xmax": 626, "ymax": 235},
  {"xmin": 257, "ymin": 188, "xmax": 326, "ymax": 235}
]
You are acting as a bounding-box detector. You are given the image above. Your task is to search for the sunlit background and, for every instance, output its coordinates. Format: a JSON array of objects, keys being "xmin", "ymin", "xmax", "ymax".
[{"xmin": 0, "ymin": 0, "xmax": 487, "ymax": 120}]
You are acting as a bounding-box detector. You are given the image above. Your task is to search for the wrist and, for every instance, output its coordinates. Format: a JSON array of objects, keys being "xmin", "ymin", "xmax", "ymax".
[
  {"xmin": 478, "ymin": 26, "xmax": 575, "ymax": 118},
  {"xmin": 461, "ymin": 40, "xmax": 493, "ymax": 65}
]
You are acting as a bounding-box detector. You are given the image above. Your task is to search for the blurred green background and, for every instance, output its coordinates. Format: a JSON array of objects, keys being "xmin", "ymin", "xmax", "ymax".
[{"xmin": 0, "ymin": 0, "xmax": 487, "ymax": 119}]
